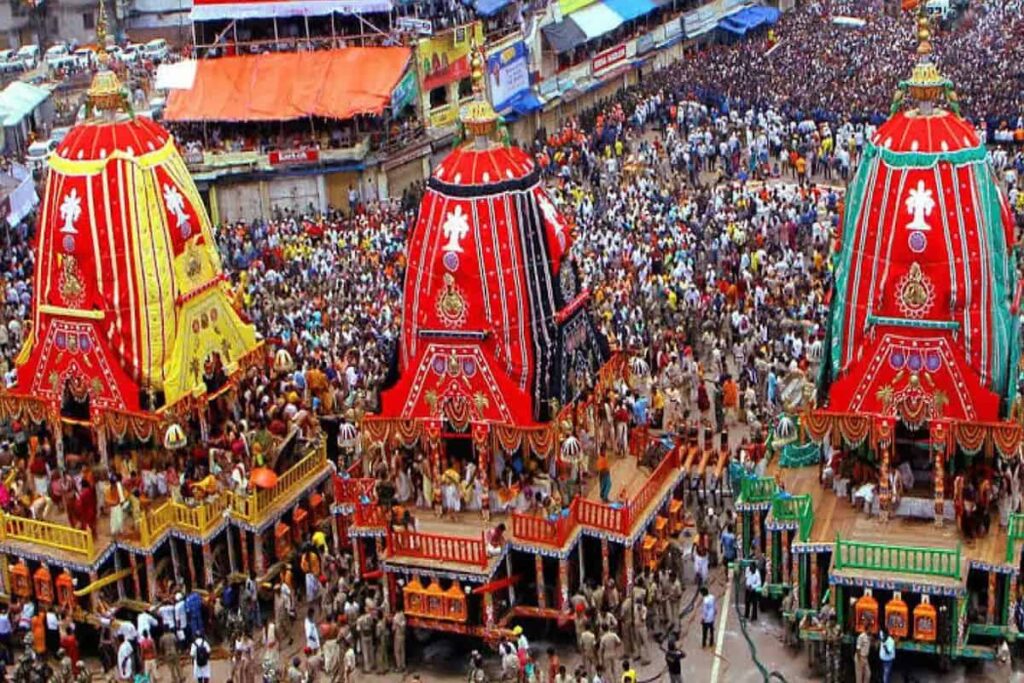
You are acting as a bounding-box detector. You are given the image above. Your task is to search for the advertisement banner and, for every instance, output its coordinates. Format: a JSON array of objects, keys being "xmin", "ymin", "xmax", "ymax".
[
  {"xmin": 417, "ymin": 22, "xmax": 484, "ymax": 92},
  {"xmin": 591, "ymin": 43, "xmax": 626, "ymax": 76},
  {"xmin": 487, "ymin": 41, "xmax": 530, "ymax": 111},
  {"xmin": 429, "ymin": 105, "xmax": 459, "ymax": 128},
  {"xmin": 391, "ymin": 68, "xmax": 419, "ymax": 111},
  {"xmin": 268, "ymin": 148, "xmax": 320, "ymax": 166},
  {"xmin": 636, "ymin": 32, "xmax": 655, "ymax": 56}
]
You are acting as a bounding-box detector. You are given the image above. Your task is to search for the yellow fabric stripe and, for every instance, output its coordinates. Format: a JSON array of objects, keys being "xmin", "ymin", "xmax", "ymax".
[
  {"xmin": 162, "ymin": 286, "xmax": 259, "ymax": 406},
  {"xmin": 37, "ymin": 305, "xmax": 104, "ymax": 319},
  {"xmin": 560, "ymin": 0, "xmax": 595, "ymax": 13},
  {"xmin": 48, "ymin": 138, "xmax": 178, "ymax": 177}
]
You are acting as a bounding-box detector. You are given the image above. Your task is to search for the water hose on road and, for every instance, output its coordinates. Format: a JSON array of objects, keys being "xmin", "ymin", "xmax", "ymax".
[{"xmin": 733, "ymin": 566, "xmax": 790, "ymax": 683}]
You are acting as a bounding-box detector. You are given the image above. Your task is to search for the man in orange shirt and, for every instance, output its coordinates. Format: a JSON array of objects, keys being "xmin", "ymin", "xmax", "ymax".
[{"xmin": 722, "ymin": 376, "xmax": 739, "ymax": 427}]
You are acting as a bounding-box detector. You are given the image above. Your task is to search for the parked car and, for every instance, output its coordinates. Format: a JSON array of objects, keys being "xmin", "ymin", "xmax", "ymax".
[
  {"xmin": 73, "ymin": 48, "xmax": 95, "ymax": 69},
  {"xmin": 121, "ymin": 43, "xmax": 143, "ymax": 64},
  {"xmin": 14, "ymin": 45, "xmax": 39, "ymax": 69},
  {"xmin": 25, "ymin": 138, "xmax": 58, "ymax": 170},
  {"xmin": 44, "ymin": 44, "xmax": 77, "ymax": 71},
  {"xmin": 143, "ymin": 39, "xmax": 169, "ymax": 63}
]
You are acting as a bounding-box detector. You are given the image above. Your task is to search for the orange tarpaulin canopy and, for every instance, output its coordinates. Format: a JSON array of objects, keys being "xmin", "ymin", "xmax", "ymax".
[{"xmin": 165, "ymin": 47, "xmax": 411, "ymax": 122}]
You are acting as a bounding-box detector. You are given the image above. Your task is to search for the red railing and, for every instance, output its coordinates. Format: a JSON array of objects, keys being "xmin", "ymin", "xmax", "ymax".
[
  {"xmin": 576, "ymin": 446, "xmax": 680, "ymax": 536},
  {"xmin": 388, "ymin": 528, "xmax": 488, "ymax": 568},
  {"xmin": 334, "ymin": 475, "xmax": 377, "ymax": 505},
  {"xmin": 626, "ymin": 446, "xmax": 680, "ymax": 529},
  {"xmin": 512, "ymin": 497, "xmax": 580, "ymax": 547},
  {"xmin": 353, "ymin": 503, "xmax": 388, "ymax": 529}
]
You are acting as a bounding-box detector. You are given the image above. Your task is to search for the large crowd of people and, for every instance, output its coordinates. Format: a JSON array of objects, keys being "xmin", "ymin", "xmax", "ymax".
[{"xmin": 2, "ymin": 1, "xmax": 1024, "ymax": 681}]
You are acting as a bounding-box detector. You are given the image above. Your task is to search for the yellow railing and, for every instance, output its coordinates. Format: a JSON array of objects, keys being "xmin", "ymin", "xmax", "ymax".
[
  {"xmin": 0, "ymin": 443, "xmax": 330, "ymax": 560},
  {"xmin": 172, "ymin": 493, "xmax": 231, "ymax": 536},
  {"xmin": 236, "ymin": 445, "xmax": 327, "ymax": 525},
  {"xmin": 139, "ymin": 500, "xmax": 175, "ymax": 545},
  {"xmin": 1, "ymin": 514, "xmax": 95, "ymax": 559}
]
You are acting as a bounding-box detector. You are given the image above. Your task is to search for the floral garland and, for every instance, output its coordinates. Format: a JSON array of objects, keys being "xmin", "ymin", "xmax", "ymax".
[
  {"xmin": 954, "ymin": 422, "xmax": 986, "ymax": 456},
  {"xmin": 837, "ymin": 415, "xmax": 871, "ymax": 447},
  {"xmin": 779, "ymin": 442, "xmax": 821, "ymax": 468}
]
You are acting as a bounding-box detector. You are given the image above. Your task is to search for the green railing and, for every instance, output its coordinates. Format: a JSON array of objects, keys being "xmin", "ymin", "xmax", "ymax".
[
  {"xmin": 833, "ymin": 536, "xmax": 962, "ymax": 581},
  {"xmin": 771, "ymin": 494, "xmax": 814, "ymax": 542},
  {"xmin": 739, "ymin": 476, "xmax": 778, "ymax": 504},
  {"xmin": 1006, "ymin": 513, "xmax": 1024, "ymax": 563}
]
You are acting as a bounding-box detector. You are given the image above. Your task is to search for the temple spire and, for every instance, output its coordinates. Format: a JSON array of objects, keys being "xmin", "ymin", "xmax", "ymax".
[
  {"xmin": 85, "ymin": 0, "xmax": 131, "ymax": 117},
  {"xmin": 459, "ymin": 41, "xmax": 499, "ymax": 143},
  {"xmin": 891, "ymin": 7, "xmax": 959, "ymax": 116}
]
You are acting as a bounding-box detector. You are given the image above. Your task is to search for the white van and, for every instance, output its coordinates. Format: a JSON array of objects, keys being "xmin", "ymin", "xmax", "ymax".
[
  {"xmin": 925, "ymin": 0, "xmax": 952, "ymax": 21},
  {"xmin": 14, "ymin": 45, "xmax": 40, "ymax": 68},
  {"xmin": 143, "ymin": 39, "xmax": 169, "ymax": 62}
]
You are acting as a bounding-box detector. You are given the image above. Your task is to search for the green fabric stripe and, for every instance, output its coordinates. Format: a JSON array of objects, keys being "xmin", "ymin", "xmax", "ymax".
[
  {"xmin": 831, "ymin": 154, "xmax": 875, "ymax": 374},
  {"xmin": 866, "ymin": 139, "xmax": 988, "ymax": 168}
]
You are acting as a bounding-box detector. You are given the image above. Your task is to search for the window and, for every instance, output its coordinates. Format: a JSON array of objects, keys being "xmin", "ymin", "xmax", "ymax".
[
  {"xmin": 429, "ymin": 85, "xmax": 448, "ymax": 109},
  {"xmin": 458, "ymin": 77, "xmax": 473, "ymax": 100},
  {"xmin": 83, "ymin": 12, "xmax": 95, "ymax": 30}
]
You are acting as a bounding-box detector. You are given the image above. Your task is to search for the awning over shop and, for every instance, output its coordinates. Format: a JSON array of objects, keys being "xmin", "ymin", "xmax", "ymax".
[
  {"xmin": 603, "ymin": 0, "xmax": 657, "ymax": 22},
  {"xmin": 473, "ymin": 0, "xmax": 512, "ymax": 16},
  {"xmin": 542, "ymin": 19, "xmax": 588, "ymax": 53},
  {"xmin": 718, "ymin": 5, "xmax": 780, "ymax": 36},
  {"xmin": 500, "ymin": 90, "xmax": 543, "ymax": 120},
  {"xmin": 0, "ymin": 82, "xmax": 50, "ymax": 127},
  {"xmin": 191, "ymin": 0, "xmax": 392, "ymax": 21},
  {"xmin": 570, "ymin": 1, "xmax": 623, "ymax": 40},
  {"xmin": 164, "ymin": 47, "xmax": 410, "ymax": 122}
]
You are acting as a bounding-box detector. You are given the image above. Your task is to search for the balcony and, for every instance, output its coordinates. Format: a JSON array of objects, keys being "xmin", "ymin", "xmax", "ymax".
[
  {"xmin": 231, "ymin": 444, "xmax": 328, "ymax": 525},
  {"xmin": 371, "ymin": 443, "xmax": 683, "ymax": 571},
  {"xmin": 183, "ymin": 137, "xmax": 371, "ymax": 174},
  {"xmin": 0, "ymin": 443, "xmax": 331, "ymax": 565}
]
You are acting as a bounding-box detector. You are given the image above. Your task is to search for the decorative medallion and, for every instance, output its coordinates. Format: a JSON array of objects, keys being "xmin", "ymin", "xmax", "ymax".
[
  {"xmin": 58, "ymin": 255, "xmax": 85, "ymax": 308},
  {"xmin": 436, "ymin": 273, "xmax": 468, "ymax": 328},
  {"xmin": 559, "ymin": 263, "xmax": 578, "ymax": 301},
  {"xmin": 895, "ymin": 262, "xmax": 935, "ymax": 319},
  {"xmin": 62, "ymin": 235, "xmax": 76, "ymax": 253},
  {"xmin": 462, "ymin": 359, "xmax": 477, "ymax": 377},
  {"xmin": 442, "ymin": 251, "xmax": 460, "ymax": 272},
  {"xmin": 186, "ymin": 245, "xmax": 203, "ymax": 281},
  {"xmin": 432, "ymin": 356, "xmax": 447, "ymax": 375},
  {"xmin": 908, "ymin": 230, "xmax": 927, "ymax": 253}
]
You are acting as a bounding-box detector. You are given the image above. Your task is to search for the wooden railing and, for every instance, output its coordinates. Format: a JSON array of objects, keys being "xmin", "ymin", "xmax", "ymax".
[
  {"xmin": 1007, "ymin": 513, "xmax": 1024, "ymax": 563},
  {"xmin": 576, "ymin": 446, "xmax": 681, "ymax": 536},
  {"xmin": 233, "ymin": 445, "xmax": 328, "ymax": 524},
  {"xmin": 1, "ymin": 514, "xmax": 95, "ymax": 559},
  {"xmin": 388, "ymin": 528, "xmax": 488, "ymax": 568},
  {"xmin": 834, "ymin": 536, "xmax": 962, "ymax": 580},
  {"xmin": 739, "ymin": 476, "xmax": 778, "ymax": 504},
  {"xmin": 139, "ymin": 500, "xmax": 175, "ymax": 545},
  {"xmin": 352, "ymin": 503, "xmax": 388, "ymax": 529},
  {"xmin": 770, "ymin": 494, "xmax": 814, "ymax": 542},
  {"xmin": 334, "ymin": 476, "xmax": 376, "ymax": 505},
  {"xmin": 173, "ymin": 494, "xmax": 232, "ymax": 536},
  {"xmin": 512, "ymin": 497, "xmax": 580, "ymax": 547}
]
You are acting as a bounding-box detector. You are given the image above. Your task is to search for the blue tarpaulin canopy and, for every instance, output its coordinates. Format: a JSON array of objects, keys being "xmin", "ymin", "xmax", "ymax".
[
  {"xmin": 500, "ymin": 90, "xmax": 543, "ymax": 120},
  {"xmin": 718, "ymin": 4, "xmax": 780, "ymax": 36},
  {"xmin": 542, "ymin": 19, "xmax": 588, "ymax": 52},
  {"xmin": 473, "ymin": 0, "xmax": 512, "ymax": 17},
  {"xmin": 603, "ymin": 0, "xmax": 657, "ymax": 22}
]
